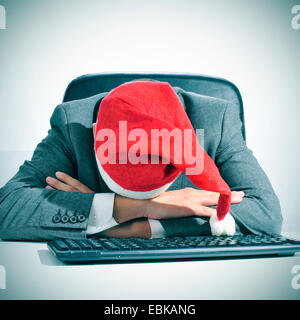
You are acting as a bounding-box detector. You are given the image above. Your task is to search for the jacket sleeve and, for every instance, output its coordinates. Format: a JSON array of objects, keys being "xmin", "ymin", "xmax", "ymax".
[
  {"xmin": 0, "ymin": 104, "xmax": 95, "ymax": 241},
  {"xmin": 214, "ymin": 101, "xmax": 283, "ymax": 235}
]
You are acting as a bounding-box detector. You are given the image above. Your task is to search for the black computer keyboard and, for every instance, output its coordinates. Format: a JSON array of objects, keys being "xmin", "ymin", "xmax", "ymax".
[{"xmin": 47, "ymin": 234, "xmax": 300, "ymax": 263}]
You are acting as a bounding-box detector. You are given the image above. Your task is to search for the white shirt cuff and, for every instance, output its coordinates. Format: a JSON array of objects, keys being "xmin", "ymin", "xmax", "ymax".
[
  {"xmin": 148, "ymin": 219, "xmax": 167, "ymax": 238},
  {"xmin": 86, "ymin": 193, "xmax": 118, "ymax": 235}
]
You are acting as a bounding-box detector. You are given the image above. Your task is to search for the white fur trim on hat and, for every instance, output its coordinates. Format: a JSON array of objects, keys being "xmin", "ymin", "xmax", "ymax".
[
  {"xmin": 209, "ymin": 211, "xmax": 236, "ymax": 236},
  {"xmin": 96, "ymin": 158, "xmax": 175, "ymax": 200}
]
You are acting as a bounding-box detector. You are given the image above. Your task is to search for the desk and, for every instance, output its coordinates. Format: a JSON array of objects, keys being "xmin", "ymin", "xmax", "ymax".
[{"xmin": 0, "ymin": 233, "xmax": 300, "ymax": 300}]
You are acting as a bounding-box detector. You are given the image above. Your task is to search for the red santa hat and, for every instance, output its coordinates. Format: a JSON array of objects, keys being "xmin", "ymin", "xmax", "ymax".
[{"xmin": 94, "ymin": 80, "xmax": 235, "ymax": 235}]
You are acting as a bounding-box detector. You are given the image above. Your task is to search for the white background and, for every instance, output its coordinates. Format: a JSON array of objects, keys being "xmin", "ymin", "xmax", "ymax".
[{"xmin": 0, "ymin": 0, "xmax": 299, "ymax": 232}]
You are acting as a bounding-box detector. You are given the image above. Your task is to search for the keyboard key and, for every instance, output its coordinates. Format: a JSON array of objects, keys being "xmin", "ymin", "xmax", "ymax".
[
  {"xmin": 102, "ymin": 242, "xmax": 120, "ymax": 250},
  {"xmin": 77, "ymin": 240, "xmax": 93, "ymax": 250},
  {"xmin": 216, "ymin": 241, "xmax": 228, "ymax": 247},
  {"xmin": 52, "ymin": 240, "xmax": 69, "ymax": 251},
  {"xmin": 227, "ymin": 240, "xmax": 238, "ymax": 246},
  {"xmin": 65, "ymin": 240, "xmax": 81, "ymax": 250},
  {"xmin": 196, "ymin": 241, "xmax": 208, "ymax": 247},
  {"xmin": 87, "ymin": 239, "xmax": 106, "ymax": 250}
]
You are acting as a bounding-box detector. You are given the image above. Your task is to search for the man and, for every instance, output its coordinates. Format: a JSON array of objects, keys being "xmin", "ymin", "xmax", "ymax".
[{"xmin": 0, "ymin": 80, "xmax": 282, "ymax": 241}]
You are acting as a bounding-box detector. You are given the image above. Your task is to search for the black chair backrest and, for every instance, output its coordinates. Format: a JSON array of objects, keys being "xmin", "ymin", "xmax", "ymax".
[{"xmin": 63, "ymin": 72, "xmax": 245, "ymax": 140}]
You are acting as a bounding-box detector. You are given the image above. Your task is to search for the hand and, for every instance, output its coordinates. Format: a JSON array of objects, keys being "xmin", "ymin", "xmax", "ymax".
[
  {"xmin": 45, "ymin": 172, "xmax": 151, "ymax": 238},
  {"xmin": 45, "ymin": 172, "xmax": 146, "ymax": 223},
  {"xmin": 144, "ymin": 187, "xmax": 244, "ymax": 220},
  {"xmin": 45, "ymin": 172, "xmax": 145, "ymax": 224},
  {"xmin": 45, "ymin": 172, "xmax": 94, "ymax": 193}
]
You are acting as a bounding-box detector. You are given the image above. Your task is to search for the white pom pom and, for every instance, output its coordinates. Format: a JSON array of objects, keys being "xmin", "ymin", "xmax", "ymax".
[{"xmin": 209, "ymin": 211, "xmax": 236, "ymax": 236}]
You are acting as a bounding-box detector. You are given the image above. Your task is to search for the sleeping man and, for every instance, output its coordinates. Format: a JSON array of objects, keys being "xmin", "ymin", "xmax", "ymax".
[{"xmin": 0, "ymin": 80, "xmax": 282, "ymax": 241}]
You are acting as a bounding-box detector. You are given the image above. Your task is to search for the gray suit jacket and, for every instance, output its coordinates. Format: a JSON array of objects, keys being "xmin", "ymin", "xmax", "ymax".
[{"xmin": 0, "ymin": 86, "xmax": 283, "ymax": 240}]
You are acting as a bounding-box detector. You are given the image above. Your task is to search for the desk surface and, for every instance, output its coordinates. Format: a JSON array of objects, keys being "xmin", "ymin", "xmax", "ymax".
[{"xmin": 1, "ymin": 233, "xmax": 300, "ymax": 300}]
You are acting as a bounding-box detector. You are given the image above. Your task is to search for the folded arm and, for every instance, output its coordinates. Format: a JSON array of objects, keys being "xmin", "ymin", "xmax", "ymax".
[{"xmin": 45, "ymin": 170, "xmax": 245, "ymax": 238}]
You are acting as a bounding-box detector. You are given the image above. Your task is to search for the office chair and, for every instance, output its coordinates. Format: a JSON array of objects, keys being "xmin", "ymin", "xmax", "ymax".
[{"xmin": 62, "ymin": 72, "xmax": 246, "ymax": 141}]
